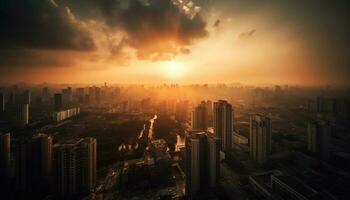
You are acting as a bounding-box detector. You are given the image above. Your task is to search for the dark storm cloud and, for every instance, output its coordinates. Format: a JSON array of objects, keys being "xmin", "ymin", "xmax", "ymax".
[
  {"xmin": 0, "ymin": 48, "xmax": 67, "ymax": 67},
  {"xmin": 66, "ymin": 0, "xmax": 208, "ymax": 60},
  {"xmin": 117, "ymin": 0, "xmax": 208, "ymax": 60},
  {"xmin": 0, "ymin": 0, "xmax": 96, "ymax": 51}
]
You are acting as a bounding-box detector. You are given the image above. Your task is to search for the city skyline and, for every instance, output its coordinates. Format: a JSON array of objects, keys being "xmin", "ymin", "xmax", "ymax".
[{"xmin": 1, "ymin": 1, "xmax": 350, "ymax": 200}]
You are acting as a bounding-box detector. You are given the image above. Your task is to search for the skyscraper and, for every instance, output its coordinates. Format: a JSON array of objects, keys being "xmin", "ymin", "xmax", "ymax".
[
  {"xmin": 214, "ymin": 100, "xmax": 233, "ymax": 151},
  {"xmin": 76, "ymin": 88, "xmax": 85, "ymax": 104},
  {"xmin": 23, "ymin": 90, "xmax": 31, "ymax": 105},
  {"xmin": 62, "ymin": 87, "xmax": 72, "ymax": 106},
  {"xmin": 185, "ymin": 131, "xmax": 220, "ymax": 199},
  {"xmin": 31, "ymin": 134, "xmax": 53, "ymax": 185},
  {"xmin": 54, "ymin": 93, "xmax": 62, "ymax": 111},
  {"xmin": 206, "ymin": 100, "xmax": 213, "ymax": 127},
  {"xmin": 250, "ymin": 114, "xmax": 271, "ymax": 165},
  {"xmin": 53, "ymin": 138, "xmax": 97, "ymax": 198},
  {"xmin": 15, "ymin": 134, "xmax": 53, "ymax": 192},
  {"xmin": 191, "ymin": 101, "xmax": 208, "ymax": 131},
  {"xmin": 307, "ymin": 121, "xmax": 331, "ymax": 161},
  {"xmin": 0, "ymin": 93, "xmax": 5, "ymax": 112},
  {"xmin": 0, "ymin": 132, "xmax": 11, "ymax": 180},
  {"xmin": 42, "ymin": 87, "xmax": 50, "ymax": 104},
  {"xmin": 15, "ymin": 104, "xmax": 29, "ymax": 129}
]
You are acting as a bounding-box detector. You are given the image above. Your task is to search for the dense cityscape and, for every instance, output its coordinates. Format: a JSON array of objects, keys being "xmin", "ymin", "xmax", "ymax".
[
  {"xmin": 0, "ymin": 84, "xmax": 349, "ymax": 199},
  {"xmin": 1, "ymin": 0, "xmax": 350, "ymax": 199}
]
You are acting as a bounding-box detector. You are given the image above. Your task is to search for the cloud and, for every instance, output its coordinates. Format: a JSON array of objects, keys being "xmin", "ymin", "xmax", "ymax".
[
  {"xmin": 238, "ymin": 29, "xmax": 256, "ymax": 40},
  {"xmin": 103, "ymin": 0, "xmax": 208, "ymax": 61},
  {"xmin": 0, "ymin": 0, "xmax": 208, "ymax": 70},
  {"xmin": 64, "ymin": 0, "xmax": 208, "ymax": 61},
  {"xmin": 213, "ymin": 19, "xmax": 221, "ymax": 28},
  {"xmin": 0, "ymin": 0, "xmax": 95, "ymax": 51}
]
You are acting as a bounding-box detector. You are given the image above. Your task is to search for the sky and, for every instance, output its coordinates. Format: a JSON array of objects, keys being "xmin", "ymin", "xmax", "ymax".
[{"xmin": 0, "ymin": 0, "xmax": 349, "ymax": 86}]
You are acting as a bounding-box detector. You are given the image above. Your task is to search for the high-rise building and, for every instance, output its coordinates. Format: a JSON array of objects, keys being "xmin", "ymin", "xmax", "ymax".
[
  {"xmin": 62, "ymin": 87, "xmax": 72, "ymax": 106},
  {"xmin": 250, "ymin": 114, "xmax": 271, "ymax": 165},
  {"xmin": 0, "ymin": 132, "xmax": 11, "ymax": 180},
  {"xmin": 214, "ymin": 100, "xmax": 233, "ymax": 151},
  {"xmin": 15, "ymin": 134, "xmax": 53, "ymax": 192},
  {"xmin": 15, "ymin": 139, "xmax": 31, "ymax": 192},
  {"xmin": 191, "ymin": 101, "xmax": 208, "ymax": 131},
  {"xmin": 76, "ymin": 88, "xmax": 85, "ymax": 104},
  {"xmin": 54, "ymin": 93, "xmax": 62, "ymax": 111},
  {"xmin": 0, "ymin": 93, "xmax": 5, "ymax": 112},
  {"xmin": 53, "ymin": 138, "xmax": 97, "ymax": 198},
  {"xmin": 42, "ymin": 87, "xmax": 50, "ymax": 104},
  {"xmin": 307, "ymin": 121, "xmax": 331, "ymax": 161},
  {"xmin": 206, "ymin": 100, "xmax": 213, "ymax": 127},
  {"xmin": 23, "ymin": 90, "xmax": 31, "ymax": 105},
  {"xmin": 31, "ymin": 134, "xmax": 53, "ymax": 184},
  {"xmin": 185, "ymin": 131, "xmax": 220, "ymax": 199},
  {"xmin": 15, "ymin": 104, "xmax": 29, "ymax": 129}
]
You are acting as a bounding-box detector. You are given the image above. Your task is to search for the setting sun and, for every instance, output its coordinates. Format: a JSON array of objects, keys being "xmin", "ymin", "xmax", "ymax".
[{"xmin": 164, "ymin": 60, "xmax": 184, "ymax": 79}]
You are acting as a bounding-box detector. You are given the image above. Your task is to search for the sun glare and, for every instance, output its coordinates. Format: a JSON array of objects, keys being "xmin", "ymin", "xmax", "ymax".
[{"xmin": 164, "ymin": 60, "xmax": 184, "ymax": 79}]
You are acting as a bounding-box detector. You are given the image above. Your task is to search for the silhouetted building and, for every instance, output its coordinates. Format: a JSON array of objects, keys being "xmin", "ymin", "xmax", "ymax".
[
  {"xmin": 23, "ymin": 90, "xmax": 31, "ymax": 105},
  {"xmin": 206, "ymin": 100, "xmax": 213, "ymax": 127},
  {"xmin": 214, "ymin": 100, "xmax": 233, "ymax": 151},
  {"xmin": 0, "ymin": 93, "xmax": 5, "ymax": 112},
  {"xmin": 0, "ymin": 132, "xmax": 11, "ymax": 180},
  {"xmin": 185, "ymin": 131, "xmax": 220, "ymax": 199},
  {"xmin": 53, "ymin": 138, "xmax": 96, "ymax": 198},
  {"xmin": 54, "ymin": 93, "xmax": 62, "ymax": 111},
  {"xmin": 42, "ymin": 87, "xmax": 50, "ymax": 104},
  {"xmin": 31, "ymin": 134, "xmax": 53, "ymax": 185},
  {"xmin": 62, "ymin": 87, "xmax": 72, "ymax": 106},
  {"xmin": 191, "ymin": 101, "xmax": 208, "ymax": 131},
  {"xmin": 76, "ymin": 88, "xmax": 85, "ymax": 104},
  {"xmin": 15, "ymin": 134, "xmax": 53, "ymax": 193},
  {"xmin": 307, "ymin": 121, "xmax": 331, "ymax": 161},
  {"xmin": 250, "ymin": 114, "xmax": 271, "ymax": 164},
  {"xmin": 15, "ymin": 104, "xmax": 29, "ymax": 129}
]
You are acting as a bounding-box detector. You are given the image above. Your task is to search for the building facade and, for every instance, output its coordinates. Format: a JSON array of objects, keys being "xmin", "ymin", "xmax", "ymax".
[
  {"xmin": 214, "ymin": 100, "xmax": 233, "ymax": 151},
  {"xmin": 250, "ymin": 114, "xmax": 271, "ymax": 164}
]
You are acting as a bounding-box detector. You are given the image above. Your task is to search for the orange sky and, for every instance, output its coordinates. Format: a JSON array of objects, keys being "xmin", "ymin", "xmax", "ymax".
[{"xmin": 1, "ymin": 0, "xmax": 349, "ymax": 86}]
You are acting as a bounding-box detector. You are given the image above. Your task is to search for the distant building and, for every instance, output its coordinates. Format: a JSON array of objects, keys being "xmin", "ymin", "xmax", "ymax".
[
  {"xmin": 53, "ymin": 138, "xmax": 96, "ymax": 198},
  {"xmin": 307, "ymin": 121, "xmax": 331, "ymax": 161},
  {"xmin": 62, "ymin": 87, "xmax": 72, "ymax": 104},
  {"xmin": 191, "ymin": 101, "xmax": 208, "ymax": 131},
  {"xmin": 23, "ymin": 90, "xmax": 31, "ymax": 105},
  {"xmin": 53, "ymin": 107, "xmax": 80, "ymax": 122},
  {"xmin": 214, "ymin": 100, "xmax": 233, "ymax": 151},
  {"xmin": 54, "ymin": 93, "xmax": 63, "ymax": 111},
  {"xmin": 42, "ymin": 87, "xmax": 50, "ymax": 104},
  {"xmin": 0, "ymin": 93, "xmax": 5, "ymax": 112},
  {"xmin": 206, "ymin": 100, "xmax": 213, "ymax": 127},
  {"xmin": 185, "ymin": 131, "xmax": 220, "ymax": 199},
  {"xmin": 250, "ymin": 114, "xmax": 271, "ymax": 164},
  {"xmin": 15, "ymin": 104, "xmax": 29, "ymax": 129},
  {"xmin": 76, "ymin": 88, "xmax": 85, "ymax": 104},
  {"xmin": 0, "ymin": 132, "xmax": 11, "ymax": 179}
]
